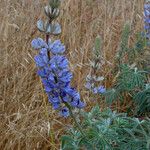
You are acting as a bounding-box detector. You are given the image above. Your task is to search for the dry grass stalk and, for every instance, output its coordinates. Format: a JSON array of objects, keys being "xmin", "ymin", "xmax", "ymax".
[{"xmin": 0, "ymin": 0, "xmax": 144, "ymax": 149}]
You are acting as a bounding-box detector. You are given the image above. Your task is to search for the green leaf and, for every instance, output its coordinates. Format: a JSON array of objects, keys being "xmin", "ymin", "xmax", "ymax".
[
  {"xmin": 61, "ymin": 135, "xmax": 79, "ymax": 150},
  {"xmin": 117, "ymin": 23, "xmax": 130, "ymax": 62},
  {"xmin": 94, "ymin": 35, "xmax": 102, "ymax": 57},
  {"xmin": 104, "ymin": 88, "xmax": 122, "ymax": 104},
  {"xmin": 133, "ymin": 84, "xmax": 150, "ymax": 114}
]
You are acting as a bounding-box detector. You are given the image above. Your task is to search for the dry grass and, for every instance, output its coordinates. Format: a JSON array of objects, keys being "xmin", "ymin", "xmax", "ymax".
[{"xmin": 0, "ymin": 0, "xmax": 145, "ymax": 149}]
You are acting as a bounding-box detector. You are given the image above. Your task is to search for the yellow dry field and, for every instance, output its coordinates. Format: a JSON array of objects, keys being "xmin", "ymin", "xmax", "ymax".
[{"xmin": 0, "ymin": 0, "xmax": 145, "ymax": 149}]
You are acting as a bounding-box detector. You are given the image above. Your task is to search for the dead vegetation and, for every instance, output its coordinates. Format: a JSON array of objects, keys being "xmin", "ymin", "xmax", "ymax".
[{"xmin": 0, "ymin": 0, "xmax": 145, "ymax": 149}]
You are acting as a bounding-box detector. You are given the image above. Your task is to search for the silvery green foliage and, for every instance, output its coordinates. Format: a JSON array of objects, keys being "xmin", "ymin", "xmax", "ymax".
[
  {"xmin": 61, "ymin": 106, "xmax": 150, "ymax": 150},
  {"xmin": 134, "ymin": 84, "xmax": 150, "ymax": 115},
  {"xmin": 103, "ymin": 20, "xmax": 149, "ymax": 115},
  {"xmin": 37, "ymin": 0, "xmax": 61, "ymax": 35},
  {"xmin": 104, "ymin": 64, "xmax": 148, "ymax": 109}
]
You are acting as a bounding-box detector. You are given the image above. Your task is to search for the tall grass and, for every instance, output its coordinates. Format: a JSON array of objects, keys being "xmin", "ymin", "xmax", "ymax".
[{"xmin": 0, "ymin": 0, "xmax": 146, "ymax": 149}]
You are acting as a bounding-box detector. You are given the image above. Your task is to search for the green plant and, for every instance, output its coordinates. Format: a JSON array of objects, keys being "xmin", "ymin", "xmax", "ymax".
[
  {"xmin": 117, "ymin": 23, "xmax": 130, "ymax": 65},
  {"xmin": 117, "ymin": 64, "xmax": 147, "ymax": 91},
  {"xmin": 104, "ymin": 23, "xmax": 149, "ymax": 115},
  {"xmin": 61, "ymin": 106, "xmax": 150, "ymax": 150},
  {"xmin": 134, "ymin": 84, "xmax": 150, "ymax": 115}
]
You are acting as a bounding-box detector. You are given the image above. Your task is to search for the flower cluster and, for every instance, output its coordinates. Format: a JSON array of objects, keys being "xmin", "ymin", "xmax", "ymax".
[
  {"xmin": 32, "ymin": 38, "xmax": 85, "ymax": 117},
  {"xmin": 144, "ymin": 3, "xmax": 150, "ymax": 39},
  {"xmin": 85, "ymin": 75, "xmax": 106, "ymax": 94},
  {"xmin": 85, "ymin": 35, "xmax": 106, "ymax": 95}
]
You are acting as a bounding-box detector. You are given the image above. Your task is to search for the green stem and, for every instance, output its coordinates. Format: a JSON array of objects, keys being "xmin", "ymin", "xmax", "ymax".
[{"xmin": 65, "ymin": 102, "xmax": 85, "ymax": 137}]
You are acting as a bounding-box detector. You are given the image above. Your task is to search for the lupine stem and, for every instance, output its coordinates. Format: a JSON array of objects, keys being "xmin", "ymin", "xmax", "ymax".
[
  {"xmin": 46, "ymin": 34, "xmax": 51, "ymax": 59},
  {"xmin": 46, "ymin": 34, "xmax": 55, "ymax": 150},
  {"xmin": 64, "ymin": 102, "xmax": 85, "ymax": 137}
]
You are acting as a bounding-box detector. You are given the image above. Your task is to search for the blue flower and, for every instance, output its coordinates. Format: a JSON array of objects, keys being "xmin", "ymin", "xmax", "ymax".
[
  {"xmin": 60, "ymin": 107, "xmax": 69, "ymax": 117},
  {"xmin": 52, "ymin": 102, "xmax": 61, "ymax": 110},
  {"xmin": 37, "ymin": 68, "xmax": 48, "ymax": 77},
  {"xmin": 144, "ymin": 3, "xmax": 150, "ymax": 39},
  {"xmin": 93, "ymin": 86, "xmax": 106, "ymax": 94},
  {"xmin": 62, "ymin": 94, "xmax": 71, "ymax": 103},
  {"xmin": 42, "ymin": 79, "xmax": 55, "ymax": 92},
  {"xmin": 34, "ymin": 54, "xmax": 49, "ymax": 67},
  {"xmin": 144, "ymin": 25, "xmax": 150, "ymax": 30},
  {"xmin": 144, "ymin": 8, "xmax": 150, "ymax": 17},
  {"xmin": 32, "ymin": 38, "xmax": 85, "ymax": 117},
  {"xmin": 34, "ymin": 48, "xmax": 49, "ymax": 67},
  {"xmin": 85, "ymin": 82, "xmax": 92, "ymax": 90},
  {"xmin": 48, "ymin": 72, "xmax": 55, "ymax": 81},
  {"xmin": 32, "ymin": 38, "xmax": 65, "ymax": 54},
  {"xmin": 85, "ymin": 80, "xmax": 106, "ymax": 95},
  {"xmin": 49, "ymin": 55, "xmax": 69, "ymax": 70},
  {"xmin": 58, "ymin": 69, "xmax": 73, "ymax": 83},
  {"xmin": 31, "ymin": 38, "xmax": 48, "ymax": 49},
  {"xmin": 144, "ymin": 3, "xmax": 150, "ymax": 10},
  {"xmin": 77, "ymin": 100, "xmax": 86, "ymax": 108},
  {"xmin": 50, "ymin": 97, "xmax": 61, "ymax": 103},
  {"xmin": 63, "ymin": 86, "xmax": 73, "ymax": 94},
  {"xmin": 144, "ymin": 18, "xmax": 150, "ymax": 24},
  {"xmin": 49, "ymin": 40, "xmax": 65, "ymax": 54},
  {"xmin": 70, "ymin": 99, "xmax": 78, "ymax": 107},
  {"xmin": 40, "ymin": 48, "xmax": 48, "ymax": 55}
]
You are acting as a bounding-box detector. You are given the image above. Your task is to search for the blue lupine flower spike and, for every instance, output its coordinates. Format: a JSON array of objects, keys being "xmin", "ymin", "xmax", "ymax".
[
  {"xmin": 32, "ymin": 38, "xmax": 85, "ymax": 117},
  {"xmin": 144, "ymin": 3, "xmax": 150, "ymax": 39}
]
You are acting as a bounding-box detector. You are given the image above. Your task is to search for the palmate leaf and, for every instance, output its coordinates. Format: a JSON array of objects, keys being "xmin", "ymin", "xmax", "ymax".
[
  {"xmin": 90, "ymin": 105, "xmax": 101, "ymax": 118},
  {"xmin": 61, "ymin": 135, "xmax": 81, "ymax": 150},
  {"xmin": 81, "ymin": 128, "xmax": 114, "ymax": 150},
  {"xmin": 61, "ymin": 135, "xmax": 75, "ymax": 150},
  {"xmin": 117, "ymin": 64, "xmax": 147, "ymax": 91},
  {"xmin": 127, "ymin": 33, "xmax": 147, "ymax": 64},
  {"xmin": 61, "ymin": 106, "xmax": 149, "ymax": 150},
  {"xmin": 104, "ymin": 88, "xmax": 123, "ymax": 104},
  {"xmin": 133, "ymin": 84, "xmax": 150, "ymax": 115}
]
